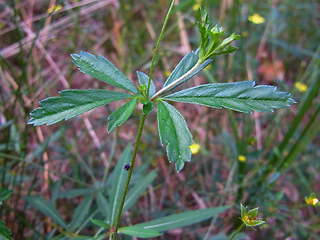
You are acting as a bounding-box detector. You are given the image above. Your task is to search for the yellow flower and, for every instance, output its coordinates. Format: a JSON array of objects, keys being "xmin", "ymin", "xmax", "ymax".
[
  {"xmin": 165, "ymin": 70, "xmax": 171, "ymax": 78},
  {"xmin": 295, "ymin": 82, "xmax": 308, "ymax": 92},
  {"xmin": 238, "ymin": 155, "xmax": 246, "ymax": 162},
  {"xmin": 242, "ymin": 31, "xmax": 248, "ymax": 38},
  {"xmin": 47, "ymin": 4, "xmax": 62, "ymax": 14},
  {"xmin": 305, "ymin": 193, "xmax": 320, "ymax": 206},
  {"xmin": 204, "ymin": 64, "xmax": 211, "ymax": 71},
  {"xmin": 248, "ymin": 13, "xmax": 265, "ymax": 24},
  {"xmin": 193, "ymin": 0, "xmax": 202, "ymax": 11},
  {"xmin": 189, "ymin": 143, "xmax": 201, "ymax": 154}
]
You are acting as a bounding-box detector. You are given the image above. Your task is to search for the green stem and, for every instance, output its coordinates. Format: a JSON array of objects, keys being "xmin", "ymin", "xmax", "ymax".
[
  {"xmin": 113, "ymin": 113, "xmax": 147, "ymax": 239},
  {"xmin": 230, "ymin": 223, "xmax": 245, "ymax": 240},
  {"xmin": 146, "ymin": 0, "xmax": 175, "ymax": 98}
]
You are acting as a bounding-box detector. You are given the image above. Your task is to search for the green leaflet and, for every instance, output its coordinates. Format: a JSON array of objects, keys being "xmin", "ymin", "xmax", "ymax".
[
  {"xmin": 71, "ymin": 52, "xmax": 138, "ymax": 94},
  {"xmin": 28, "ymin": 89, "xmax": 132, "ymax": 126},
  {"xmin": 0, "ymin": 220, "xmax": 12, "ymax": 240},
  {"xmin": 163, "ymin": 81, "xmax": 295, "ymax": 113},
  {"xmin": 24, "ymin": 196, "xmax": 67, "ymax": 229},
  {"xmin": 157, "ymin": 101, "xmax": 192, "ymax": 172},
  {"xmin": 119, "ymin": 226, "xmax": 162, "ymax": 238},
  {"xmin": 0, "ymin": 187, "xmax": 13, "ymax": 202},
  {"xmin": 137, "ymin": 71, "xmax": 155, "ymax": 98},
  {"xmin": 162, "ymin": 49, "xmax": 212, "ymax": 94},
  {"xmin": 132, "ymin": 206, "xmax": 230, "ymax": 232},
  {"xmin": 108, "ymin": 98, "xmax": 138, "ymax": 133}
]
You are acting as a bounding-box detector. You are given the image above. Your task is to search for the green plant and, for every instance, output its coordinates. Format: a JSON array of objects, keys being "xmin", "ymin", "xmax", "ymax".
[
  {"xmin": 0, "ymin": 187, "xmax": 13, "ymax": 240},
  {"xmin": 27, "ymin": 2, "xmax": 294, "ymax": 239}
]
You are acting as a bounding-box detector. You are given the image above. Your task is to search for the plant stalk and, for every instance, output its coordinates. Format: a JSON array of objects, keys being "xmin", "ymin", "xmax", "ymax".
[
  {"xmin": 146, "ymin": 0, "xmax": 176, "ymax": 97},
  {"xmin": 230, "ymin": 223, "xmax": 245, "ymax": 240},
  {"xmin": 113, "ymin": 113, "xmax": 147, "ymax": 239}
]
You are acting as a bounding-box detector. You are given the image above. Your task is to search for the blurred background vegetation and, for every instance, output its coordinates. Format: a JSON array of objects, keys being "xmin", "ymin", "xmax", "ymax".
[{"xmin": 0, "ymin": 0, "xmax": 319, "ymax": 239}]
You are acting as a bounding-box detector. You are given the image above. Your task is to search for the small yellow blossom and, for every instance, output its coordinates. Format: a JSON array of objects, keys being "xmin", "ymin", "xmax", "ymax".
[
  {"xmin": 204, "ymin": 64, "xmax": 211, "ymax": 71},
  {"xmin": 305, "ymin": 193, "xmax": 320, "ymax": 206},
  {"xmin": 242, "ymin": 31, "xmax": 248, "ymax": 38},
  {"xmin": 165, "ymin": 70, "xmax": 171, "ymax": 78},
  {"xmin": 47, "ymin": 4, "xmax": 62, "ymax": 14},
  {"xmin": 238, "ymin": 155, "xmax": 246, "ymax": 162},
  {"xmin": 193, "ymin": 0, "xmax": 202, "ymax": 11},
  {"xmin": 248, "ymin": 13, "xmax": 265, "ymax": 24},
  {"xmin": 124, "ymin": 4, "xmax": 130, "ymax": 10},
  {"xmin": 189, "ymin": 143, "xmax": 201, "ymax": 154},
  {"xmin": 295, "ymin": 82, "xmax": 308, "ymax": 92}
]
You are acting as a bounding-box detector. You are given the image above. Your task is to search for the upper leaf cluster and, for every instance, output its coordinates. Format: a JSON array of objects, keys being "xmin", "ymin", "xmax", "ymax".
[{"xmin": 198, "ymin": 8, "xmax": 240, "ymax": 63}]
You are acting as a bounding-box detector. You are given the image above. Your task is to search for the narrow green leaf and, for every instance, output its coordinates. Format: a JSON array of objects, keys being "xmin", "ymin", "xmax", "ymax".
[
  {"xmin": 123, "ymin": 170, "xmax": 157, "ymax": 213},
  {"xmin": 133, "ymin": 206, "xmax": 230, "ymax": 232},
  {"xmin": 157, "ymin": 101, "xmax": 192, "ymax": 172},
  {"xmin": 71, "ymin": 52, "xmax": 138, "ymax": 94},
  {"xmin": 90, "ymin": 218, "xmax": 110, "ymax": 229},
  {"xmin": 137, "ymin": 71, "xmax": 155, "ymax": 97},
  {"xmin": 24, "ymin": 196, "xmax": 67, "ymax": 229},
  {"xmin": 163, "ymin": 81, "xmax": 295, "ymax": 113},
  {"xmin": 28, "ymin": 89, "xmax": 132, "ymax": 126},
  {"xmin": 96, "ymin": 192, "xmax": 109, "ymax": 218},
  {"xmin": 162, "ymin": 50, "xmax": 212, "ymax": 94},
  {"xmin": 108, "ymin": 98, "xmax": 138, "ymax": 133},
  {"xmin": 0, "ymin": 188, "xmax": 13, "ymax": 202},
  {"xmin": 119, "ymin": 226, "xmax": 162, "ymax": 238},
  {"xmin": 70, "ymin": 195, "xmax": 94, "ymax": 229},
  {"xmin": 108, "ymin": 145, "xmax": 131, "ymax": 225}
]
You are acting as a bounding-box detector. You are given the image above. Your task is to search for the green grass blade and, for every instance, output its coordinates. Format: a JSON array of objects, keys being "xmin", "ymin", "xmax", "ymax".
[
  {"xmin": 24, "ymin": 196, "xmax": 67, "ymax": 229},
  {"xmin": 122, "ymin": 170, "xmax": 157, "ymax": 213},
  {"xmin": 108, "ymin": 145, "xmax": 131, "ymax": 226},
  {"xmin": 132, "ymin": 206, "xmax": 230, "ymax": 232},
  {"xmin": 119, "ymin": 226, "xmax": 162, "ymax": 238},
  {"xmin": 70, "ymin": 195, "xmax": 94, "ymax": 230}
]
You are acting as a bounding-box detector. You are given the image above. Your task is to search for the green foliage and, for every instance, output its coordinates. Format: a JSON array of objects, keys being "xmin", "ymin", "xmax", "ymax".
[
  {"xmin": 28, "ymin": 90, "xmax": 132, "ymax": 126},
  {"xmin": 0, "ymin": 221, "xmax": 12, "ymax": 240},
  {"xmin": 119, "ymin": 226, "xmax": 162, "ymax": 238},
  {"xmin": 163, "ymin": 81, "xmax": 295, "ymax": 113},
  {"xmin": 108, "ymin": 145, "xmax": 131, "ymax": 226},
  {"xmin": 25, "ymin": 3, "xmax": 298, "ymax": 239},
  {"xmin": 24, "ymin": 196, "xmax": 68, "ymax": 229},
  {"xmin": 197, "ymin": 8, "xmax": 240, "ymax": 63},
  {"xmin": 108, "ymin": 98, "xmax": 138, "ymax": 133},
  {"xmin": 157, "ymin": 100, "xmax": 193, "ymax": 172},
  {"xmin": 162, "ymin": 49, "xmax": 212, "ymax": 94},
  {"xmin": 137, "ymin": 71, "xmax": 155, "ymax": 98},
  {"xmin": 0, "ymin": 188, "xmax": 12, "ymax": 240},
  {"xmin": 71, "ymin": 52, "xmax": 138, "ymax": 94},
  {"xmin": 240, "ymin": 203, "xmax": 265, "ymax": 229},
  {"xmin": 131, "ymin": 206, "xmax": 230, "ymax": 232}
]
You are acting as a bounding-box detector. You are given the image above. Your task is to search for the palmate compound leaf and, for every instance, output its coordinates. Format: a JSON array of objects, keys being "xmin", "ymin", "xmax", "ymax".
[
  {"xmin": 157, "ymin": 100, "xmax": 192, "ymax": 172},
  {"xmin": 28, "ymin": 89, "xmax": 132, "ymax": 126},
  {"xmin": 71, "ymin": 52, "xmax": 138, "ymax": 94},
  {"xmin": 163, "ymin": 81, "xmax": 295, "ymax": 113}
]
